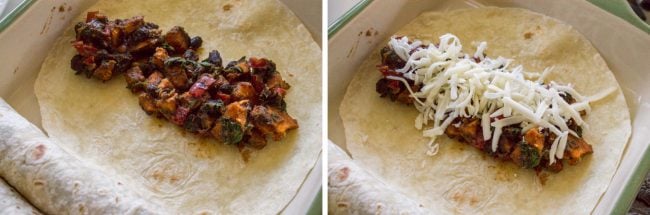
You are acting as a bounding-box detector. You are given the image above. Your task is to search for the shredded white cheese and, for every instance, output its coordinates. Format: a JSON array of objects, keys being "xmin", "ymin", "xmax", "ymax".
[{"xmin": 386, "ymin": 34, "xmax": 608, "ymax": 163}]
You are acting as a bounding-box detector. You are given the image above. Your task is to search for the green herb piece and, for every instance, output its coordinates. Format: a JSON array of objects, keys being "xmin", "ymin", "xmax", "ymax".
[
  {"xmin": 519, "ymin": 141, "xmax": 541, "ymax": 169},
  {"xmin": 220, "ymin": 118, "xmax": 243, "ymax": 144}
]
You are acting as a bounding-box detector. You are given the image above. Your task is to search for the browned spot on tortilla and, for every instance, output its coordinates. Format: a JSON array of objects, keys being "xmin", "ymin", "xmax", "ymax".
[
  {"xmin": 79, "ymin": 205, "xmax": 85, "ymax": 214},
  {"xmin": 358, "ymin": 31, "xmax": 363, "ymax": 36},
  {"xmin": 223, "ymin": 4, "xmax": 233, "ymax": 11},
  {"xmin": 365, "ymin": 30, "xmax": 372, "ymax": 37},
  {"xmin": 536, "ymin": 25, "xmax": 541, "ymax": 30},
  {"xmin": 151, "ymin": 166, "xmax": 183, "ymax": 185},
  {"xmin": 374, "ymin": 30, "xmax": 379, "ymax": 36},
  {"xmin": 337, "ymin": 202, "xmax": 349, "ymax": 208},
  {"xmin": 152, "ymin": 169, "xmax": 164, "ymax": 181},
  {"xmin": 58, "ymin": 5, "xmax": 65, "ymax": 12},
  {"xmin": 336, "ymin": 167, "xmax": 350, "ymax": 181},
  {"xmin": 469, "ymin": 196, "xmax": 479, "ymax": 206},
  {"xmin": 524, "ymin": 32, "xmax": 534, "ymax": 39},
  {"xmin": 68, "ymin": 6, "xmax": 72, "ymax": 11},
  {"xmin": 452, "ymin": 192, "xmax": 464, "ymax": 202},
  {"xmin": 32, "ymin": 144, "xmax": 46, "ymax": 160},
  {"xmin": 170, "ymin": 174, "xmax": 180, "ymax": 183},
  {"xmin": 143, "ymin": 158, "xmax": 192, "ymax": 194},
  {"xmin": 13, "ymin": 67, "xmax": 18, "ymax": 74},
  {"xmin": 33, "ymin": 180, "xmax": 45, "ymax": 186},
  {"xmin": 288, "ymin": 72, "xmax": 294, "ymax": 77}
]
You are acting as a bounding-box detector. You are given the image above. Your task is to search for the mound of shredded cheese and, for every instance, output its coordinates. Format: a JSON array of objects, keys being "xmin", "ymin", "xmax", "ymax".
[{"xmin": 386, "ymin": 34, "xmax": 615, "ymax": 164}]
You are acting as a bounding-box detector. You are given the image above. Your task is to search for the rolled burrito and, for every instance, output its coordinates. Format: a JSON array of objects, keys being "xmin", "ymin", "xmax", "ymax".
[
  {"xmin": 328, "ymin": 142, "xmax": 429, "ymax": 214},
  {"xmin": 0, "ymin": 99, "xmax": 162, "ymax": 214},
  {"xmin": 0, "ymin": 177, "xmax": 42, "ymax": 215}
]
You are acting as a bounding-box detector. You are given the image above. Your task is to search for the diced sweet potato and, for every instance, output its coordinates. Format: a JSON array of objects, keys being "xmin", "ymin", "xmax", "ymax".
[
  {"xmin": 250, "ymin": 106, "xmax": 298, "ymax": 140},
  {"xmin": 566, "ymin": 135, "xmax": 593, "ymax": 165}
]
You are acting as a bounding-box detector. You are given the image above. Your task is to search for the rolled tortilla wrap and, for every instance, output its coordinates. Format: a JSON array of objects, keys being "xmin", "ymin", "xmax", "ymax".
[
  {"xmin": 0, "ymin": 99, "xmax": 162, "ymax": 215},
  {"xmin": 328, "ymin": 142, "xmax": 428, "ymax": 214},
  {"xmin": 0, "ymin": 177, "xmax": 42, "ymax": 215}
]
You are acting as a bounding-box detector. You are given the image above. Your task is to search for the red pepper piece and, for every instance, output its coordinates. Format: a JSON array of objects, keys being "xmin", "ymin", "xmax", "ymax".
[
  {"xmin": 171, "ymin": 107, "xmax": 190, "ymax": 125},
  {"xmin": 216, "ymin": 92, "xmax": 231, "ymax": 104},
  {"xmin": 249, "ymin": 57, "xmax": 267, "ymax": 68},
  {"xmin": 72, "ymin": 41, "xmax": 98, "ymax": 57},
  {"xmin": 189, "ymin": 75, "xmax": 216, "ymax": 98}
]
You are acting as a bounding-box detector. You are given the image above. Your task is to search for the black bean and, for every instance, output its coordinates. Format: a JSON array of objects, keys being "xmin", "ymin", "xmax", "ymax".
[{"xmin": 190, "ymin": 36, "xmax": 203, "ymax": 49}]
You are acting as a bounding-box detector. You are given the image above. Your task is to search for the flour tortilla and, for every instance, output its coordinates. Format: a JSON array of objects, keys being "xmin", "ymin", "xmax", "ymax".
[
  {"xmin": 0, "ymin": 99, "xmax": 161, "ymax": 214},
  {"xmin": 339, "ymin": 8, "xmax": 630, "ymax": 214},
  {"xmin": 0, "ymin": 177, "xmax": 42, "ymax": 215},
  {"xmin": 328, "ymin": 142, "xmax": 429, "ymax": 215},
  {"xmin": 35, "ymin": 0, "xmax": 321, "ymax": 214}
]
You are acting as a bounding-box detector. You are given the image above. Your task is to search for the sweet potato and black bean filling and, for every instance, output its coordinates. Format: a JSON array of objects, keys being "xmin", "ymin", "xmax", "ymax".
[
  {"xmin": 375, "ymin": 36, "xmax": 593, "ymax": 173},
  {"xmin": 70, "ymin": 12, "xmax": 298, "ymax": 149}
]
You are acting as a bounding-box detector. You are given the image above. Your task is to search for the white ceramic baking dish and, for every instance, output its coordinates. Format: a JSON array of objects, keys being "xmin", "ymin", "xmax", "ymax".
[
  {"xmin": 0, "ymin": 0, "xmax": 322, "ymax": 214},
  {"xmin": 328, "ymin": 0, "xmax": 650, "ymax": 214}
]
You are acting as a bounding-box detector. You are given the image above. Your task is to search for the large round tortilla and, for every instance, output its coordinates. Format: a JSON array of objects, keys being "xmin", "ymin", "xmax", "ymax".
[
  {"xmin": 339, "ymin": 8, "xmax": 630, "ymax": 214},
  {"xmin": 35, "ymin": 0, "xmax": 321, "ymax": 214}
]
